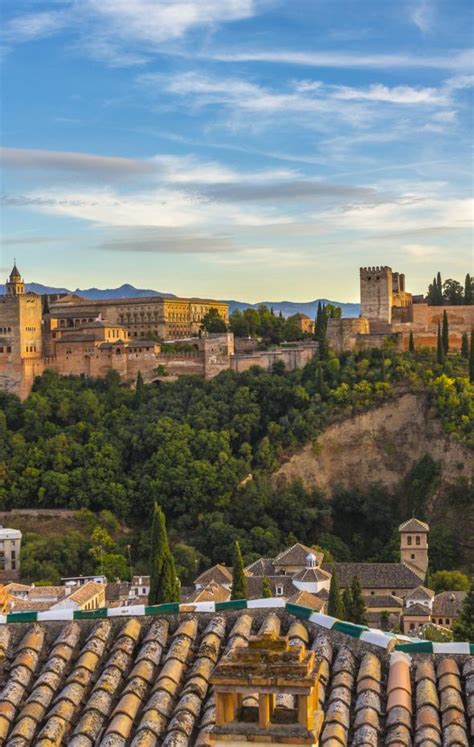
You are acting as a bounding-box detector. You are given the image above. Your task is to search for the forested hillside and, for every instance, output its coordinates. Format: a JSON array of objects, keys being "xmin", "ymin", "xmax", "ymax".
[{"xmin": 0, "ymin": 348, "xmax": 472, "ymax": 581}]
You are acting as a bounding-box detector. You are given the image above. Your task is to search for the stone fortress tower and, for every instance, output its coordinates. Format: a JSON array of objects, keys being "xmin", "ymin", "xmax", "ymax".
[{"xmin": 0, "ymin": 263, "xmax": 44, "ymax": 397}]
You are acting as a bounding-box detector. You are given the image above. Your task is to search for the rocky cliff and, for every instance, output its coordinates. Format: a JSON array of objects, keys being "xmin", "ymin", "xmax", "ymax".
[{"xmin": 273, "ymin": 392, "xmax": 472, "ymax": 495}]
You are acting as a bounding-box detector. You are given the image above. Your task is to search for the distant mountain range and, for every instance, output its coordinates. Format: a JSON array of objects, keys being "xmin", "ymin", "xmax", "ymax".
[{"xmin": 0, "ymin": 282, "xmax": 360, "ymax": 318}]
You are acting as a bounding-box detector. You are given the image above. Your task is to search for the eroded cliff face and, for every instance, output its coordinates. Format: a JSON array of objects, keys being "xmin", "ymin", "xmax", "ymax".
[{"xmin": 273, "ymin": 392, "xmax": 472, "ymax": 495}]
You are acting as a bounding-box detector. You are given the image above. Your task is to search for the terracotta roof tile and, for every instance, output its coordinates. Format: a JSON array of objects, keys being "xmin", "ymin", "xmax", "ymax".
[{"xmin": 0, "ymin": 609, "xmax": 471, "ymax": 745}]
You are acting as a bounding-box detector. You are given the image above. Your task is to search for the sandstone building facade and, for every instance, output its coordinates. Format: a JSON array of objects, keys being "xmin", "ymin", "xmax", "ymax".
[
  {"xmin": 0, "ymin": 264, "xmax": 234, "ymax": 397},
  {"xmin": 328, "ymin": 265, "xmax": 474, "ymax": 353}
]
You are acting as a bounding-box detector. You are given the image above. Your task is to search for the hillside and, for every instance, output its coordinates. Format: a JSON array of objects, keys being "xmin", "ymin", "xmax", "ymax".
[{"xmin": 273, "ymin": 391, "xmax": 472, "ymax": 494}]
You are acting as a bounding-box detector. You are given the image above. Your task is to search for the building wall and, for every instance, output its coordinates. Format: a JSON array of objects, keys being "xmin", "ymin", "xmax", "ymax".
[
  {"xmin": 231, "ymin": 343, "xmax": 317, "ymax": 374},
  {"xmin": 327, "ymin": 318, "xmax": 370, "ymax": 353},
  {"xmin": 0, "ymin": 294, "xmax": 43, "ymax": 396},
  {"xmin": 360, "ymin": 266, "xmax": 393, "ymax": 324}
]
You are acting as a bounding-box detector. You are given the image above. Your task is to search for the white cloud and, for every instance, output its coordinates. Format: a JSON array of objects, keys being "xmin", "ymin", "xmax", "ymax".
[
  {"xmin": 411, "ymin": 0, "xmax": 434, "ymax": 34},
  {"xmin": 332, "ymin": 83, "xmax": 447, "ymax": 105},
  {"xmin": 3, "ymin": 11, "xmax": 66, "ymax": 42},
  {"xmin": 207, "ymin": 48, "xmax": 473, "ymax": 72}
]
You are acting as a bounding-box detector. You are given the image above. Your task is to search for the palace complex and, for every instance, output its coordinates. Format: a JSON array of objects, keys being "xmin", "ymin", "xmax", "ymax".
[{"xmin": 328, "ymin": 265, "xmax": 474, "ymax": 353}]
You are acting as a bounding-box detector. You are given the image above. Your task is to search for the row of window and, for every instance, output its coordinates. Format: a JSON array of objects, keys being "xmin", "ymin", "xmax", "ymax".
[
  {"xmin": 24, "ymin": 326, "xmax": 36, "ymax": 332},
  {"xmin": 407, "ymin": 535, "xmax": 421, "ymax": 545},
  {"xmin": 0, "ymin": 346, "xmax": 12, "ymax": 354},
  {"xmin": 25, "ymin": 345, "xmax": 37, "ymax": 353},
  {"xmin": 0, "ymin": 327, "xmax": 11, "ymax": 334}
]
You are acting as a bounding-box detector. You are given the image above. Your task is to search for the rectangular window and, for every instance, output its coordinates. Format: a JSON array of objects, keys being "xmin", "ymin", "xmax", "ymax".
[
  {"xmin": 407, "ymin": 536, "xmax": 412, "ymax": 546},
  {"xmin": 416, "ymin": 536, "xmax": 420, "ymax": 545}
]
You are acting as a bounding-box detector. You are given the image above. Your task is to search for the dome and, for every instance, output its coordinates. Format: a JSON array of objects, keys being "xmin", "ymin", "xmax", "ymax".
[{"xmin": 305, "ymin": 552, "xmax": 317, "ymax": 568}]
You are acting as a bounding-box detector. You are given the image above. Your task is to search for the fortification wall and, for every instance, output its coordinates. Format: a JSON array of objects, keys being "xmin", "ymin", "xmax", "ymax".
[
  {"xmin": 231, "ymin": 343, "xmax": 316, "ymax": 373},
  {"xmin": 327, "ymin": 318, "xmax": 370, "ymax": 353},
  {"xmin": 410, "ymin": 304, "xmax": 474, "ymax": 329}
]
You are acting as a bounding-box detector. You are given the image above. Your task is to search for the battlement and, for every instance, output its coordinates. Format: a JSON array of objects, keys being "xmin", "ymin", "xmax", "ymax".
[{"xmin": 360, "ymin": 266, "xmax": 392, "ymax": 276}]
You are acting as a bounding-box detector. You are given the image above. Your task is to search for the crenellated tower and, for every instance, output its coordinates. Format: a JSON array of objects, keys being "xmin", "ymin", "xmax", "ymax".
[{"xmin": 360, "ymin": 265, "xmax": 393, "ymax": 325}]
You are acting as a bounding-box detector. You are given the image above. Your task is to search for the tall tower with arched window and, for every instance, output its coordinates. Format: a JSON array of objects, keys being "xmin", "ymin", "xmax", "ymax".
[{"xmin": 399, "ymin": 518, "xmax": 429, "ymax": 578}]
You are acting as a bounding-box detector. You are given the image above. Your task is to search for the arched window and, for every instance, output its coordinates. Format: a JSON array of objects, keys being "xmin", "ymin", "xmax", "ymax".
[{"xmin": 407, "ymin": 536, "xmax": 412, "ymax": 545}]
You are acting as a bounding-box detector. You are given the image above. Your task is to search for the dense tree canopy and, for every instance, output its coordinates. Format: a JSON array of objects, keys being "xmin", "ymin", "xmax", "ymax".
[{"xmin": 0, "ymin": 347, "xmax": 471, "ymax": 577}]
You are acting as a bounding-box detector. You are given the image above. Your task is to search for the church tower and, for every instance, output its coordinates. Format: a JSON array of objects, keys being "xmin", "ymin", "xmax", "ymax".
[
  {"xmin": 399, "ymin": 518, "xmax": 429, "ymax": 578},
  {"xmin": 6, "ymin": 262, "xmax": 25, "ymax": 296}
]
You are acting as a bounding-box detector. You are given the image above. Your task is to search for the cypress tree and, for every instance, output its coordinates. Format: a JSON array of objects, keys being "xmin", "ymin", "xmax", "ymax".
[
  {"xmin": 328, "ymin": 573, "xmax": 344, "ymax": 619},
  {"xmin": 436, "ymin": 272, "xmax": 443, "ymax": 305},
  {"xmin": 261, "ymin": 576, "xmax": 272, "ymax": 598},
  {"xmin": 42, "ymin": 294, "xmax": 50, "ymax": 315},
  {"xmin": 380, "ymin": 610, "xmax": 390, "ymax": 631},
  {"xmin": 452, "ymin": 579, "xmax": 474, "ymax": 642},
  {"xmin": 148, "ymin": 503, "xmax": 179, "ymax": 605},
  {"xmin": 350, "ymin": 575, "xmax": 368, "ymax": 625},
  {"xmin": 231, "ymin": 541, "xmax": 247, "ymax": 600},
  {"xmin": 436, "ymin": 322, "xmax": 444, "ymax": 365},
  {"xmin": 464, "ymin": 273, "xmax": 473, "ymax": 305},
  {"xmin": 341, "ymin": 586, "xmax": 353, "ymax": 622},
  {"xmin": 135, "ymin": 371, "xmax": 145, "ymax": 405},
  {"xmin": 470, "ymin": 330, "xmax": 474, "ymax": 384},
  {"xmin": 316, "ymin": 361, "xmax": 325, "ymax": 395},
  {"xmin": 408, "ymin": 331, "xmax": 415, "ymax": 353},
  {"xmin": 461, "ymin": 332, "xmax": 469, "ymax": 359},
  {"xmin": 442, "ymin": 310, "xmax": 449, "ymax": 354}
]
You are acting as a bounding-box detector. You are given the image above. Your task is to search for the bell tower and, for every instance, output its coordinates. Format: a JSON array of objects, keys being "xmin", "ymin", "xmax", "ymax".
[
  {"xmin": 399, "ymin": 518, "xmax": 429, "ymax": 578},
  {"xmin": 6, "ymin": 262, "xmax": 25, "ymax": 297}
]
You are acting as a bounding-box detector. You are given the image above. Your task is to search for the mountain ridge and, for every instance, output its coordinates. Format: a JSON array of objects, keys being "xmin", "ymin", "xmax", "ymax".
[{"xmin": 0, "ymin": 282, "xmax": 360, "ymax": 318}]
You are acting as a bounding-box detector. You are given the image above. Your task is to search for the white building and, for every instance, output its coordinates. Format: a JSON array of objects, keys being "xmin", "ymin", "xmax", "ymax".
[{"xmin": 0, "ymin": 526, "xmax": 22, "ymax": 578}]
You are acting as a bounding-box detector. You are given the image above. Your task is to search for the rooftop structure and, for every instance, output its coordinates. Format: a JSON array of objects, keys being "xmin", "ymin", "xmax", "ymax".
[{"xmin": 0, "ymin": 607, "xmax": 471, "ymax": 746}]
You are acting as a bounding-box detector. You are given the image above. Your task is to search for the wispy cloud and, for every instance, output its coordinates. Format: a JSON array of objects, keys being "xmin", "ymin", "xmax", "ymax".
[
  {"xmin": 0, "ymin": 147, "xmax": 155, "ymax": 178},
  {"xmin": 411, "ymin": 0, "xmax": 435, "ymax": 34},
  {"xmin": 206, "ymin": 48, "xmax": 473, "ymax": 71}
]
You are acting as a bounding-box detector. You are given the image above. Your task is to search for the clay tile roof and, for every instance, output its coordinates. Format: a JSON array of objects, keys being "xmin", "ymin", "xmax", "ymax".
[
  {"xmin": 185, "ymin": 582, "xmax": 230, "ymax": 603},
  {"xmin": 287, "ymin": 590, "xmax": 325, "ymax": 611},
  {"xmin": 406, "ymin": 585, "xmax": 435, "ymax": 600},
  {"xmin": 244, "ymin": 558, "xmax": 276, "ymax": 576},
  {"xmin": 194, "ymin": 564, "xmax": 232, "ymax": 587},
  {"xmin": 0, "ymin": 610, "xmax": 471, "ymax": 744},
  {"xmin": 398, "ymin": 518, "xmax": 429, "ymax": 533},
  {"xmin": 323, "ymin": 562, "xmax": 423, "ymax": 589},
  {"xmin": 293, "ymin": 566, "xmax": 331, "ymax": 583},
  {"xmin": 274, "ymin": 543, "xmax": 324, "ymax": 567},
  {"xmin": 65, "ymin": 581, "xmax": 105, "ymax": 607},
  {"xmin": 404, "ymin": 603, "xmax": 432, "ymax": 616},
  {"xmin": 432, "ymin": 591, "xmax": 467, "ymax": 616},
  {"xmin": 364, "ymin": 595, "xmax": 404, "ymax": 608}
]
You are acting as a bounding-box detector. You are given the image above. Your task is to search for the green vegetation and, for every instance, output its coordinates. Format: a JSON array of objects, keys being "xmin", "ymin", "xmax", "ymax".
[
  {"xmin": 201, "ymin": 308, "xmax": 228, "ymax": 334},
  {"xmin": 452, "ymin": 580, "xmax": 474, "ymax": 642},
  {"xmin": 261, "ymin": 576, "xmax": 272, "ymax": 598},
  {"xmin": 427, "ymin": 272, "xmax": 473, "ymax": 305},
  {"xmin": 0, "ymin": 347, "xmax": 471, "ymax": 580},
  {"xmin": 327, "ymin": 572, "xmax": 343, "ymax": 618},
  {"xmin": 148, "ymin": 503, "xmax": 179, "ymax": 605},
  {"xmin": 231, "ymin": 541, "xmax": 247, "ymax": 600},
  {"xmin": 430, "ymin": 570, "xmax": 470, "ymax": 593},
  {"xmin": 349, "ymin": 575, "xmax": 368, "ymax": 625},
  {"xmin": 229, "ymin": 305, "xmax": 308, "ymax": 344}
]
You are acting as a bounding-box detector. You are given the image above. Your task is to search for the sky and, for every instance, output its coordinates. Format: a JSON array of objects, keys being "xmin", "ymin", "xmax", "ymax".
[{"xmin": 0, "ymin": 0, "xmax": 473, "ymax": 302}]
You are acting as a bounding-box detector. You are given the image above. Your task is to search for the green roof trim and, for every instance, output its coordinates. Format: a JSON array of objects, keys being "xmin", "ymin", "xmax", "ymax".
[
  {"xmin": 395, "ymin": 641, "xmax": 434, "ymax": 653},
  {"xmin": 145, "ymin": 603, "xmax": 180, "ymax": 615},
  {"xmin": 285, "ymin": 602, "xmax": 313, "ymax": 620},
  {"xmin": 215, "ymin": 599, "xmax": 248, "ymax": 611},
  {"xmin": 6, "ymin": 611, "xmax": 38, "ymax": 623},
  {"xmin": 333, "ymin": 620, "xmax": 368, "ymax": 638}
]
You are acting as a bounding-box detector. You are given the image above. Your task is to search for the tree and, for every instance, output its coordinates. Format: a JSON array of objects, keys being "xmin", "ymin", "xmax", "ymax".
[
  {"xmin": 315, "ymin": 303, "xmax": 329, "ymax": 359},
  {"xmin": 470, "ymin": 330, "xmax": 474, "ymax": 383},
  {"xmin": 464, "ymin": 274, "xmax": 473, "ymax": 305},
  {"xmin": 350, "ymin": 575, "xmax": 367, "ymax": 625},
  {"xmin": 327, "ymin": 573, "xmax": 344, "ymax": 618},
  {"xmin": 135, "ymin": 371, "xmax": 145, "ymax": 405},
  {"xmin": 230, "ymin": 540, "xmax": 247, "ymax": 600},
  {"xmin": 436, "ymin": 322, "xmax": 444, "ymax": 365},
  {"xmin": 442, "ymin": 310, "xmax": 449, "ymax": 355},
  {"xmin": 380, "ymin": 610, "xmax": 390, "ymax": 631},
  {"xmin": 341, "ymin": 586, "xmax": 353, "ymax": 621},
  {"xmin": 42, "ymin": 295, "xmax": 50, "ymax": 315},
  {"xmin": 443, "ymin": 279, "xmax": 464, "ymax": 306},
  {"xmin": 409, "ymin": 331, "xmax": 415, "ymax": 353},
  {"xmin": 148, "ymin": 503, "xmax": 179, "ymax": 605},
  {"xmin": 201, "ymin": 308, "xmax": 227, "ymax": 333},
  {"xmin": 436, "ymin": 272, "xmax": 443, "ymax": 304},
  {"xmin": 452, "ymin": 580, "xmax": 474, "ymax": 642},
  {"xmin": 430, "ymin": 570, "xmax": 470, "ymax": 593},
  {"xmin": 261, "ymin": 576, "xmax": 272, "ymax": 598},
  {"xmin": 461, "ymin": 332, "xmax": 469, "ymax": 359}
]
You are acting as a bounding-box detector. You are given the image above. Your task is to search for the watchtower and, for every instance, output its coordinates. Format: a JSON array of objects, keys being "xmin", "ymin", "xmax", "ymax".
[
  {"xmin": 210, "ymin": 616, "xmax": 323, "ymax": 746},
  {"xmin": 360, "ymin": 266, "xmax": 393, "ymax": 325},
  {"xmin": 6, "ymin": 262, "xmax": 25, "ymax": 296},
  {"xmin": 399, "ymin": 518, "xmax": 429, "ymax": 578}
]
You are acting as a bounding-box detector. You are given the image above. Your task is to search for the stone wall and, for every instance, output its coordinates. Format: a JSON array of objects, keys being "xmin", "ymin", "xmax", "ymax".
[
  {"xmin": 327, "ymin": 318, "xmax": 370, "ymax": 353},
  {"xmin": 360, "ymin": 266, "xmax": 393, "ymax": 323},
  {"xmin": 231, "ymin": 343, "xmax": 317, "ymax": 374}
]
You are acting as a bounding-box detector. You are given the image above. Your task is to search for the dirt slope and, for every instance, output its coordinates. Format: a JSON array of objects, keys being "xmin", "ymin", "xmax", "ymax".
[{"xmin": 273, "ymin": 392, "xmax": 472, "ymax": 494}]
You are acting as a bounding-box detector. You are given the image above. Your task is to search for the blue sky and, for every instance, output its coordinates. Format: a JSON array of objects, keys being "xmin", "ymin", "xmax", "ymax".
[{"xmin": 1, "ymin": 0, "xmax": 473, "ymax": 302}]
